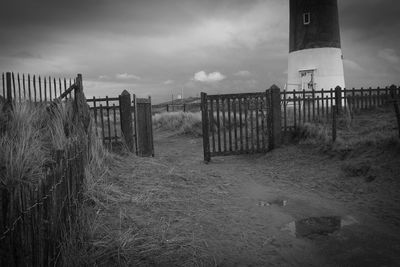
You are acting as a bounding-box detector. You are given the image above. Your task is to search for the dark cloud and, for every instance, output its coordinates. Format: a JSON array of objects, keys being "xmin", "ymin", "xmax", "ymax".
[
  {"xmin": 0, "ymin": 0, "xmax": 399, "ymax": 101},
  {"xmin": 11, "ymin": 51, "xmax": 42, "ymax": 59},
  {"xmin": 339, "ymin": 0, "xmax": 400, "ymax": 47},
  {"xmin": 340, "ymin": 0, "xmax": 400, "ymax": 33},
  {"xmin": 337, "ymin": 0, "xmax": 400, "ymax": 87}
]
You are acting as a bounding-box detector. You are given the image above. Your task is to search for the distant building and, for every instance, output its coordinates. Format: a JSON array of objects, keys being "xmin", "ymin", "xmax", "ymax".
[{"xmin": 287, "ymin": 0, "xmax": 345, "ymax": 91}]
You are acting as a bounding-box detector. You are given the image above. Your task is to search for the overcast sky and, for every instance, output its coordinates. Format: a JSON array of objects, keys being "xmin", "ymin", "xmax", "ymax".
[{"xmin": 1, "ymin": 0, "xmax": 399, "ymax": 103}]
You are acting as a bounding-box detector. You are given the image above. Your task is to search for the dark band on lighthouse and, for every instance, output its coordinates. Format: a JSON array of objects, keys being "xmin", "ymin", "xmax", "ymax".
[
  {"xmin": 287, "ymin": 0, "xmax": 345, "ymax": 92},
  {"xmin": 289, "ymin": 0, "xmax": 341, "ymax": 53}
]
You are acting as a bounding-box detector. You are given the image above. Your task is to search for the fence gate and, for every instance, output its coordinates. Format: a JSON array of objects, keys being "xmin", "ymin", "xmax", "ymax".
[
  {"xmin": 87, "ymin": 92, "xmax": 154, "ymax": 157},
  {"xmin": 87, "ymin": 96, "xmax": 122, "ymax": 145},
  {"xmin": 135, "ymin": 97, "xmax": 154, "ymax": 157},
  {"xmin": 201, "ymin": 91, "xmax": 275, "ymax": 162}
]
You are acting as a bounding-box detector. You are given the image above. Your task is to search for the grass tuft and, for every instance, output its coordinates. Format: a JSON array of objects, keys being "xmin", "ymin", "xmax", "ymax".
[
  {"xmin": 153, "ymin": 111, "xmax": 202, "ymax": 137},
  {"xmin": 0, "ymin": 102, "xmax": 50, "ymax": 185},
  {"xmin": 293, "ymin": 106, "xmax": 399, "ymax": 157}
]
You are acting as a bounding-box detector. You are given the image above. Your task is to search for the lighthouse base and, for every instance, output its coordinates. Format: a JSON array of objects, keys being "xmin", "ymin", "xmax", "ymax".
[{"xmin": 287, "ymin": 47, "xmax": 345, "ymax": 91}]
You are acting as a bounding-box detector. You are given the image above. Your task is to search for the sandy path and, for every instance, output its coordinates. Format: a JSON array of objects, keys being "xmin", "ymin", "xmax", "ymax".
[{"xmin": 149, "ymin": 131, "xmax": 400, "ymax": 266}]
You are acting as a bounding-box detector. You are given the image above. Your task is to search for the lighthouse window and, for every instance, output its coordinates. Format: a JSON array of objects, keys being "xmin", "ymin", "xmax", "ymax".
[{"xmin": 303, "ymin": 12, "xmax": 310, "ymax": 25}]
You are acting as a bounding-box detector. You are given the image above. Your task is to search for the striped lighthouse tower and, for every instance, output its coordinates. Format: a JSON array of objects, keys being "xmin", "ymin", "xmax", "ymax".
[{"xmin": 287, "ymin": 0, "xmax": 345, "ymax": 92}]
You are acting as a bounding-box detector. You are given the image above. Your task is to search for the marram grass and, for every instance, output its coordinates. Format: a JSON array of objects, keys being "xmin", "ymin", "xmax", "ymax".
[
  {"xmin": 0, "ymin": 102, "xmax": 50, "ymax": 185},
  {"xmin": 0, "ymin": 101, "xmax": 86, "ymax": 186}
]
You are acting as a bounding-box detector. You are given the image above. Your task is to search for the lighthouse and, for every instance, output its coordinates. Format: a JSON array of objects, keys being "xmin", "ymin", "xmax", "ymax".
[{"xmin": 287, "ymin": 0, "xmax": 345, "ymax": 91}]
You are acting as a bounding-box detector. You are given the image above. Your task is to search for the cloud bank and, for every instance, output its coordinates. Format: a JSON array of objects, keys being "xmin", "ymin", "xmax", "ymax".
[
  {"xmin": 116, "ymin": 73, "xmax": 141, "ymax": 80},
  {"xmin": 194, "ymin": 71, "xmax": 226, "ymax": 83}
]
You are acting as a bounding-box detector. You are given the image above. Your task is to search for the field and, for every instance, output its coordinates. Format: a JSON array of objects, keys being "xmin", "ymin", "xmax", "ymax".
[{"xmin": 82, "ymin": 106, "xmax": 400, "ymax": 266}]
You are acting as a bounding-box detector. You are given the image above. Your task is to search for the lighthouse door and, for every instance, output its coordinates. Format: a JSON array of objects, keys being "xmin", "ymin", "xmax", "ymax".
[{"xmin": 299, "ymin": 70, "xmax": 315, "ymax": 91}]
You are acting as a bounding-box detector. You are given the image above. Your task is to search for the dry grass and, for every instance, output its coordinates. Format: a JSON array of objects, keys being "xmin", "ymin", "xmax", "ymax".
[
  {"xmin": 0, "ymin": 100, "xmax": 90, "ymax": 186},
  {"xmin": 0, "ymin": 102, "xmax": 50, "ymax": 185},
  {"xmin": 57, "ymin": 104, "xmax": 400, "ymax": 266},
  {"xmin": 153, "ymin": 111, "xmax": 203, "ymax": 137},
  {"xmin": 0, "ymin": 101, "xmax": 91, "ymax": 266},
  {"xmin": 55, "ymin": 114, "xmax": 219, "ymax": 265},
  {"xmin": 0, "ymin": 102, "xmax": 188, "ymax": 266},
  {"xmin": 47, "ymin": 101, "xmax": 76, "ymax": 150},
  {"xmin": 67, "ymin": 150, "xmax": 216, "ymax": 266},
  {"xmin": 294, "ymin": 106, "xmax": 400, "ymax": 155}
]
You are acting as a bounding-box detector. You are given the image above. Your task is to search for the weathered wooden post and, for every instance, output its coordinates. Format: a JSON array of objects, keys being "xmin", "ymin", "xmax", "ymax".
[
  {"xmin": 1, "ymin": 72, "xmax": 13, "ymax": 114},
  {"xmin": 148, "ymin": 96, "xmax": 155, "ymax": 156},
  {"xmin": 332, "ymin": 105, "xmax": 337, "ymax": 142},
  {"xmin": 119, "ymin": 90, "xmax": 135, "ymax": 152},
  {"xmin": 73, "ymin": 74, "xmax": 90, "ymax": 133},
  {"xmin": 335, "ymin": 86, "xmax": 342, "ymax": 116},
  {"xmin": 390, "ymin": 85, "xmax": 400, "ymax": 138},
  {"xmin": 267, "ymin": 85, "xmax": 282, "ymax": 150},
  {"xmin": 201, "ymin": 92, "xmax": 211, "ymax": 162},
  {"xmin": 6, "ymin": 72, "xmax": 12, "ymax": 104},
  {"xmin": 132, "ymin": 94, "xmax": 138, "ymax": 154},
  {"xmin": 135, "ymin": 96, "xmax": 154, "ymax": 157}
]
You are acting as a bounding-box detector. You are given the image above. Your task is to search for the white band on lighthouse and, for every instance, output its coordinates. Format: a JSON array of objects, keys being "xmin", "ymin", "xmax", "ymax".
[{"xmin": 287, "ymin": 47, "xmax": 345, "ymax": 91}]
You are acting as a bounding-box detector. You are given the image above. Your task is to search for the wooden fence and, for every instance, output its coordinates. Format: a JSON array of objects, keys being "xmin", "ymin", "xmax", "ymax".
[
  {"xmin": 201, "ymin": 86, "xmax": 281, "ymax": 162},
  {"xmin": 0, "ymin": 73, "xmax": 90, "ymax": 266},
  {"xmin": 280, "ymin": 86, "xmax": 400, "ymax": 134},
  {"xmin": 201, "ymin": 85, "xmax": 399, "ymax": 161},
  {"xmin": 87, "ymin": 92, "xmax": 154, "ymax": 156},
  {"xmin": 87, "ymin": 96, "xmax": 122, "ymax": 144},
  {"xmin": 0, "ymin": 143, "xmax": 86, "ymax": 266},
  {"xmin": 136, "ymin": 97, "xmax": 154, "ymax": 157},
  {"xmin": 1, "ymin": 72, "xmax": 76, "ymax": 103}
]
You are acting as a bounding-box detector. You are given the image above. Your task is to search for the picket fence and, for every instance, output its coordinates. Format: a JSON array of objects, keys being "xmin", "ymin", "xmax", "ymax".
[{"xmin": 0, "ymin": 73, "xmax": 90, "ymax": 266}]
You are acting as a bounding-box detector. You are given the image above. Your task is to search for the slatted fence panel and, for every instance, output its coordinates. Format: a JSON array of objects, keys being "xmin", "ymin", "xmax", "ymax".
[
  {"xmin": 87, "ymin": 96, "xmax": 121, "ymax": 145},
  {"xmin": 202, "ymin": 92, "xmax": 269, "ymax": 159},
  {"xmin": 0, "ymin": 73, "xmax": 88, "ymax": 265},
  {"xmin": 1, "ymin": 72, "xmax": 74, "ymax": 103},
  {"xmin": 280, "ymin": 86, "xmax": 400, "ymax": 133},
  {"xmin": 0, "ymin": 142, "xmax": 85, "ymax": 266}
]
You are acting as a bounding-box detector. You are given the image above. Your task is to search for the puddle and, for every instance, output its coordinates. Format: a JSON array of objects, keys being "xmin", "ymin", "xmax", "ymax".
[
  {"xmin": 281, "ymin": 215, "xmax": 358, "ymax": 239},
  {"xmin": 258, "ymin": 199, "xmax": 288, "ymax": 207}
]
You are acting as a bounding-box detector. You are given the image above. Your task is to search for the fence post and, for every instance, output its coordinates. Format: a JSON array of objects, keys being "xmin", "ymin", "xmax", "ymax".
[
  {"xmin": 335, "ymin": 86, "xmax": 342, "ymax": 115},
  {"xmin": 135, "ymin": 97, "xmax": 154, "ymax": 157},
  {"xmin": 5, "ymin": 72, "xmax": 12, "ymax": 103},
  {"xmin": 267, "ymin": 85, "xmax": 282, "ymax": 150},
  {"xmin": 73, "ymin": 74, "xmax": 90, "ymax": 134},
  {"xmin": 119, "ymin": 90, "xmax": 135, "ymax": 152},
  {"xmin": 148, "ymin": 96, "xmax": 155, "ymax": 157},
  {"xmin": 390, "ymin": 85, "xmax": 400, "ymax": 138},
  {"xmin": 132, "ymin": 94, "xmax": 138, "ymax": 155},
  {"xmin": 1, "ymin": 72, "xmax": 13, "ymax": 111},
  {"xmin": 201, "ymin": 92, "xmax": 211, "ymax": 162},
  {"xmin": 332, "ymin": 105, "xmax": 337, "ymax": 142}
]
